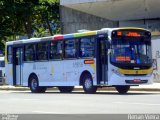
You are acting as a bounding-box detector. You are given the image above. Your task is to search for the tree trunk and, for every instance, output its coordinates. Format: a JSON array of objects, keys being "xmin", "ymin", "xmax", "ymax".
[
  {"xmin": 45, "ymin": 13, "xmax": 53, "ymax": 36},
  {"xmin": 24, "ymin": 17, "xmax": 32, "ymax": 38},
  {"xmin": 46, "ymin": 19, "xmax": 53, "ymax": 36}
]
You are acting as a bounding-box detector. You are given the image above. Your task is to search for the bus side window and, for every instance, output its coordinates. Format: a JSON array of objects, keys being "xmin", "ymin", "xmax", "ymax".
[
  {"xmin": 0, "ymin": 60, "xmax": 5, "ymax": 67},
  {"xmin": 7, "ymin": 46, "xmax": 12, "ymax": 63},
  {"xmin": 80, "ymin": 37, "xmax": 95, "ymax": 58},
  {"xmin": 64, "ymin": 39, "xmax": 78, "ymax": 59},
  {"xmin": 50, "ymin": 41, "xmax": 62, "ymax": 60},
  {"xmin": 37, "ymin": 42, "xmax": 48, "ymax": 60},
  {"xmin": 16, "ymin": 56, "xmax": 19, "ymax": 65},
  {"xmin": 24, "ymin": 44, "xmax": 36, "ymax": 61}
]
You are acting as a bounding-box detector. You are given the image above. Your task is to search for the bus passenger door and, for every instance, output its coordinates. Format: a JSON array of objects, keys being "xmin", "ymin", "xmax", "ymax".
[
  {"xmin": 96, "ymin": 37, "xmax": 108, "ymax": 84},
  {"xmin": 13, "ymin": 47, "xmax": 23, "ymax": 86}
]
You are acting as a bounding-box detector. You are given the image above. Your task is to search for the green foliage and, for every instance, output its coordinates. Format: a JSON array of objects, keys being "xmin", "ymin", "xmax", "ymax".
[{"xmin": 0, "ymin": 0, "xmax": 60, "ymax": 53}]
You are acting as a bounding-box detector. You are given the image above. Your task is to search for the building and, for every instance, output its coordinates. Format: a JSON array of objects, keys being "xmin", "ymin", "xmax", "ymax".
[
  {"xmin": 60, "ymin": 0, "xmax": 160, "ymax": 83},
  {"xmin": 60, "ymin": 0, "xmax": 160, "ymax": 38}
]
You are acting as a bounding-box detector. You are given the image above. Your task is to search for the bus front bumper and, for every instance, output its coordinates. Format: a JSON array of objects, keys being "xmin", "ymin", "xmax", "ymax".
[{"xmin": 108, "ymin": 73, "xmax": 153, "ymax": 86}]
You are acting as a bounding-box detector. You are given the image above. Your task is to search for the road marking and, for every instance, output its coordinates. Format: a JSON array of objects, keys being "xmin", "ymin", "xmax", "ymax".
[
  {"xmin": 114, "ymin": 102, "xmax": 160, "ymax": 106},
  {"xmin": 8, "ymin": 98, "xmax": 40, "ymax": 101},
  {"xmin": 22, "ymin": 99, "xmax": 40, "ymax": 101},
  {"xmin": 0, "ymin": 91, "xmax": 12, "ymax": 93},
  {"xmin": 33, "ymin": 111, "xmax": 61, "ymax": 114}
]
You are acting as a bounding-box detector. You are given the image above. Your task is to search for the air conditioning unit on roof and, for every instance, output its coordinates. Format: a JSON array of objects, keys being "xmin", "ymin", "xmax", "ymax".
[{"xmin": 77, "ymin": 29, "xmax": 90, "ymax": 33}]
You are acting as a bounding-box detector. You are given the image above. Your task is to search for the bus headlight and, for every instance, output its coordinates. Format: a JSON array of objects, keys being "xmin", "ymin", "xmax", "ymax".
[{"xmin": 112, "ymin": 69, "xmax": 124, "ymax": 76}]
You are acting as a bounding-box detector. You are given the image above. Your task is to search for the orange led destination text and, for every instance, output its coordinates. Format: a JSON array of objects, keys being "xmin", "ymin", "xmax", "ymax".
[
  {"xmin": 126, "ymin": 32, "xmax": 141, "ymax": 37},
  {"xmin": 117, "ymin": 31, "xmax": 122, "ymax": 36},
  {"xmin": 116, "ymin": 56, "xmax": 131, "ymax": 62},
  {"xmin": 84, "ymin": 60, "xmax": 95, "ymax": 64}
]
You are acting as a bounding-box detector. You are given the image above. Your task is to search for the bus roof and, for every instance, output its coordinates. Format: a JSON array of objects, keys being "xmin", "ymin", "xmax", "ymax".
[
  {"xmin": 101, "ymin": 27, "xmax": 150, "ymax": 39},
  {"xmin": 101, "ymin": 27, "xmax": 150, "ymax": 32},
  {"xmin": 6, "ymin": 30, "xmax": 103, "ymax": 45},
  {"xmin": 6, "ymin": 27, "xmax": 150, "ymax": 45}
]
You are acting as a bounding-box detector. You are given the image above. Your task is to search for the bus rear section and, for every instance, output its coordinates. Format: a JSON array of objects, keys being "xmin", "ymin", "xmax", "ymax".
[
  {"xmin": 5, "ymin": 31, "xmax": 109, "ymax": 93},
  {"xmin": 0, "ymin": 57, "xmax": 5, "ymax": 85}
]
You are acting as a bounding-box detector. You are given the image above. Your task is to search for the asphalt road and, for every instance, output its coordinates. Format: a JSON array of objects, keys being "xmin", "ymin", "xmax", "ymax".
[{"xmin": 0, "ymin": 90, "xmax": 160, "ymax": 114}]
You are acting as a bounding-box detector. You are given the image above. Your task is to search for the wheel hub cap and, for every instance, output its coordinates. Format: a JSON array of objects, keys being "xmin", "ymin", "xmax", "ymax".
[
  {"xmin": 85, "ymin": 78, "xmax": 92, "ymax": 89},
  {"xmin": 31, "ymin": 79, "xmax": 37, "ymax": 90}
]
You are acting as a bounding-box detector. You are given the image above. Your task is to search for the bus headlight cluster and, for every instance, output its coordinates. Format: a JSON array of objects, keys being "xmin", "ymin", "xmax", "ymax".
[{"xmin": 112, "ymin": 69, "xmax": 124, "ymax": 76}]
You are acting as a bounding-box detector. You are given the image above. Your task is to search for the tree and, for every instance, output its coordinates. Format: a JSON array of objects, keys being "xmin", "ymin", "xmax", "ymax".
[
  {"xmin": 0, "ymin": 0, "xmax": 60, "ymax": 53},
  {"xmin": 33, "ymin": 0, "xmax": 60, "ymax": 36}
]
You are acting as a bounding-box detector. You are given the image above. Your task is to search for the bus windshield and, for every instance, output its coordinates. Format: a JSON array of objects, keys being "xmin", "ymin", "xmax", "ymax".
[{"xmin": 110, "ymin": 38, "xmax": 152, "ymax": 67}]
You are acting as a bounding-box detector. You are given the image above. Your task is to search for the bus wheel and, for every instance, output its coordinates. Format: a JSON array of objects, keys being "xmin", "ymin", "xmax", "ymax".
[
  {"xmin": 29, "ymin": 75, "xmax": 46, "ymax": 93},
  {"xmin": 58, "ymin": 86, "xmax": 74, "ymax": 93},
  {"xmin": 82, "ymin": 74, "xmax": 97, "ymax": 94},
  {"xmin": 115, "ymin": 86, "xmax": 130, "ymax": 94}
]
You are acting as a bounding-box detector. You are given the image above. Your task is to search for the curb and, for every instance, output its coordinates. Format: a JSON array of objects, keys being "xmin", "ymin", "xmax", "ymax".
[{"xmin": 0, "ymin": 86, "xmax": 160, "ymax": 92}]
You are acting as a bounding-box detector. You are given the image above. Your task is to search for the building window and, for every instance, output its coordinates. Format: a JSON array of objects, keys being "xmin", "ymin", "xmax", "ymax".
[
  {"xmin": 50, "ymin": 41, "xmax": 62, "ymax": 60},
  {"xmin": 24, "ymin": 44, "xmax": 36, "ymax": 61},
  {"xmin": 80, "ymin": 37, "xmax": 95, "ymax": 57},
  {"xmin": 64, "ymin": 39, "xmax": 78, "ymax": 59},
  {"xmin": 37, "ymin": 42, "xmax": 48, "ymax": 60},
  {"xmin": 7, "ymin": 46, "xmax": 12, "ymax": 63}
]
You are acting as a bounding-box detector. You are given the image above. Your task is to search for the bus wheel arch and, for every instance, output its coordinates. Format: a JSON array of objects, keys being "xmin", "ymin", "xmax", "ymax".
[
  {"xmin": 80, "ymin": 70, "xmax": 97, "ymax": 94},
  {"xmin": 79, "ymin": 70, "xmax": 91, "ymax": 85},
  {"xmin": 28, "ymin": 73, "xmax": 38, "ymax": 87},
  {"xmin": 58, "ymin": 86, "xmax": 74, "ymax": 93},
  {"xmin": 28, "ymin": 73, "xmax": 46, "ymax": 93},
  {"xmin": 115, "ymin": 85, "xmax": 130, "ymax": 94}
]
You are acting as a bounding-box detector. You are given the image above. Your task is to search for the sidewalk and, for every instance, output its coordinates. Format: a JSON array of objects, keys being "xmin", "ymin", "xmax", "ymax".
[
  {"xmin": 129, "ymin": 83, "xmax": 160, "ymax": 91},
  {"xmin": 0, "ymin": 83, "xmax": 160, "ymax": 92}
]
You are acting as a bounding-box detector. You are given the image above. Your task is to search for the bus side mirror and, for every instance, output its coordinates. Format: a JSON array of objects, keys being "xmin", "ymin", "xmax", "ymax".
[
  {"xmin": 106, "ymin": 40, "xmax": 110, "ymax": 49},
  {"xmin": 152, "ymin": 59, "xmax": 157, "ymax": 70}
]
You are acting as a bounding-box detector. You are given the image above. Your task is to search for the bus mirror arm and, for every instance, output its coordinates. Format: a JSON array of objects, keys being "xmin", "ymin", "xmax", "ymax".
[
  {"xmin": 108, "ymin": 49, "xmax": 111, "ymax": 55},
  {"xmin": 106, "ymin": 40, "xmax": 110, "ymax": 49}
]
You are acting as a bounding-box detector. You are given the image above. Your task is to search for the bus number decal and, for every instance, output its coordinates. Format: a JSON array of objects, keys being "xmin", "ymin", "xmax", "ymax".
[
  {"xmin": 84, "ymin": 60, "xmax": 95, "ymax": 64},
  {"xmin": 73, "ymin": 62, "xmax": 83, "ymax": 68}
]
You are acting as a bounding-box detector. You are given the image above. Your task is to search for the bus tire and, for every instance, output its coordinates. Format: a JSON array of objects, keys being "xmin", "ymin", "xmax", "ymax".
[
  {"xmin": 115, "ymin": 86, "xmax": 130, "ymax": 94},
  {"xmin": 58, "ymin": 86, "xmax": 74, "ymax": 93},
  {"xmin": 82, "ymin": 74, "xmax": 97, "ymax": 94},
  {"xmin": 29, "ymin": 75, "xmax": 46, "ymax": 93}
]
